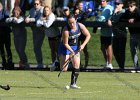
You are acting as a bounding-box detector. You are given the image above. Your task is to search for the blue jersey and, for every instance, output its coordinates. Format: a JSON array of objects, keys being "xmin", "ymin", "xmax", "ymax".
[
  {"xmin": 58, "ymin": 23, "xmax": 81, "ymax": 55},
  {"xmin": 82, "ymin": 0, "xmax": 96, "ymax": 16}
]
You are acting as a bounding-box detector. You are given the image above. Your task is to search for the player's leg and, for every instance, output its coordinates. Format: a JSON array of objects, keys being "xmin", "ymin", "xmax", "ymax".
[{"xmin": 70, "ymin": 52, "xmax": 81, "ymax": 88}]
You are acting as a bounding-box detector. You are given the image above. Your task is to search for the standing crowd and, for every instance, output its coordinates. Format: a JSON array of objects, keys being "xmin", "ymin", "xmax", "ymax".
[
  {"xmin": 97, "ymin": 0, "xmax": 140, "ymax": 72},
  {"xmin": 0, "ymin": 0, "xmax": 140, "ymax": 73}
]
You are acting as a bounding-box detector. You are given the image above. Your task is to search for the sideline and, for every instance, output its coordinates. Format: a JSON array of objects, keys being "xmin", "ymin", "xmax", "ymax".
[{"xmin": 0, "ymin": 64, "xmax": 139, "ymax": 73}]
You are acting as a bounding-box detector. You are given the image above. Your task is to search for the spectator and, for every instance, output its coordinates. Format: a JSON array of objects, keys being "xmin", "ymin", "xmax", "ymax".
[
  {"xmin": 96, "ymin": 0, "xmax": 114, "ymax": 70},
  {"xmin": 74, "ymin": 1, "xmax": 90, "ymax": 67},
  {"xmin": 54, "ymin": 0, "xmax": 64, "ymax": 17},
  {"xmin": 108, "ymin": 0, "xmax": 127, "ymax": 72},
  {"xmin": 17, "ymin": 0, "xmax": 26, "ymax": 15},
  {"xmin": 1, "ymin": 0, "xmax": 15, "ymax": 16},
  {"xmin": 36, "ymin": 6, "xmax": 61, "ymax": 70},
  {"xmin": 15, "ymin": 0, "xmax": 34, "ymax": 15},
  {"xmin": 58, "ymin": 14, "xmax": 90, "ymax": 88},
  {"xmin": 6, "ymin": 6, "xmax": 29, "ymax": 69},
  {"xmin": 56, "ymin": 7, "xmax": 71, "ymax": 37},
  {"xmin": 56, "ymin": 7, "xmax": 71, "ymax": 39},
  {"xmin": 69, "ymin": 0, "xmax": 79, "ymax": 11},
  {"xmin": 120, "ymin": 0, "xmax": 140, "ymax": 71},
  {"xmin": 56, "ymin": 7, "xmax": 70, "ymax": 21},
  {"xmin": 0, "ymin": 2, "xmax": 14, "ymax": 70},
  {"xmin": 25, "ymin": 0, "xmax": 44, "ymax": 69}
]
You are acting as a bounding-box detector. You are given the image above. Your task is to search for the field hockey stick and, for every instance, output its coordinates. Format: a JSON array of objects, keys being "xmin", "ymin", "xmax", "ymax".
[
  {"xmin": 58, "ymin": 49, "xmax": 80, "ymax": 77},
  {"xmin": 0, "ymin": 85, "xmax": 10, "ymax": 90},
  {"xmin": 58, "ymin": 57, "xmax": 72, "ymax": 77}
]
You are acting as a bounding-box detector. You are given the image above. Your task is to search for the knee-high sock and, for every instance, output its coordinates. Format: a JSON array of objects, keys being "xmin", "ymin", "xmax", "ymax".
[{"xmin": 71, "ymin": 68, "xmax": 80, "ymax": 85}]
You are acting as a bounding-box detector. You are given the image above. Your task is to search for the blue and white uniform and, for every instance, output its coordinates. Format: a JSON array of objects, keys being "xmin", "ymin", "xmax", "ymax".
[{"xmin": 59, "ymin": 23, "xmax": 81, "ymax": 55}]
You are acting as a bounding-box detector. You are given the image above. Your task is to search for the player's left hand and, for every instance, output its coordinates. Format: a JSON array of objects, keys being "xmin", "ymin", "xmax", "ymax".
[{"xmin": 79, "ymin": 45, "xmax": 84, "ymax": 51}]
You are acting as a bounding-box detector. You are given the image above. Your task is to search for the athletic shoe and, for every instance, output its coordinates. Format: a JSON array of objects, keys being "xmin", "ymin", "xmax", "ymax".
[
  {"xmin": 37, "ymin": 64, "xmax": 44, "ymax": 69},
  {"xmin": 49, "ymin": 62, "xmax": 56, "ymax": 71},
  {"xmin": 131, "ymin": 70, "xmax": 137, "ymax": 73},
  {"xmin": 19, "ymin": 61, "xmax": 30, "ymax": 69},
  {"xmin": 1, "ymin": 61, "xmax": 7, "ymax": 70},
  {"xmin": 106, "ymin": 64, "xmax": 113, "ymax": 69},
  {"xmin": 134, "ymin": 66, "xmax": 140, "ymax": 70},
  {"xmin": 131, "ymin": 66, "xmax": 140, "ymax": 73},
  {"xmin": 116, "ymin": 68, "xmax": 124, "ymax": 72},
  {"xmin": 137, "ymin": 71, "xmax": 140, "ymax": 73},
  {"xmin": 70, "ymin": 84, "xmax": 81, "ymax": 89},
  {"xmin": 49, "ymin": 60, "xmax": 60, "ymax": 71},
  {"xmin": 7, "ymin": 62, "xmax": 14, "ymax": 70},
  {"xmin": 131, "ymin": 70, "xmax": 140, "ymax": 73}
]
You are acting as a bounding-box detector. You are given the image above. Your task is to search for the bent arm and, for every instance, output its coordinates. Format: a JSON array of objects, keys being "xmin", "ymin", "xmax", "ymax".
[
  {"xmin": 13, "ymin": 17, "xmax": 24, "ymax": 23},
  {"xmin": 79, "ymin": 23, "xmax": 91, "ymax": 50},
  {"xmin": 62, "ymin": 29, "xmax": 75, "ymax": 54},
  {"xmin": 43, "ymin": 13, "xmax": 55, "ymax": 28}
]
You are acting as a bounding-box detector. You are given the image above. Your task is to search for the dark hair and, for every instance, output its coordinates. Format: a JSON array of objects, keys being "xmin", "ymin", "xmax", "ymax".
[
  {"xmin": 128, "ymin": 0, "xmax": 137, "ymax": 6},
  {"xmin": 67, "ymin": 14, "xmax": 76, "ymax": 19},
  {"xmin": 102, "ymin": 0, "xmax": 109, "ymax": 2}
]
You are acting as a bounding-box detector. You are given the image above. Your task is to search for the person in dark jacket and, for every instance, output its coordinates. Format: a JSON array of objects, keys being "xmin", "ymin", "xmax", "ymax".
[
  {"xmin": 6, "ymin": 6, "xmax": 29, "ymax": 69},
  {"xmin": 108, "ymin": 0, "xmax": 127, "ymax": 72},
  {"xmin": 74, "ymin": 1, "xmax": 90, "ymax": 67},
  {"xmin": 0, "ymin": 2, "xmax": 14, "ymax": 70},
  {"xmin": 120, "ymin": 0, "xmax": 140, "ymax": 71}
]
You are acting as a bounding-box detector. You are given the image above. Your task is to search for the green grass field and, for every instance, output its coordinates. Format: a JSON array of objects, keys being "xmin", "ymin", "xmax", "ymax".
[
  {"xmin": 3, "ymin": 27, "xmax": 136, "ymax": 68},
  {"xmin": 0, "ymin": 22, "xmax": 140, "ymax": 100},
  {"xmin": 0, "ymin": 71, "xmax": 140, "ymax": 100}
]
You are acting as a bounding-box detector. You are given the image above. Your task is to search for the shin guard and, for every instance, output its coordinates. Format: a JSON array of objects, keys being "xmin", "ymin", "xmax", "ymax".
[{"xmin": 71, "ymin": 68, "xmax": 80, "ymax": 85}]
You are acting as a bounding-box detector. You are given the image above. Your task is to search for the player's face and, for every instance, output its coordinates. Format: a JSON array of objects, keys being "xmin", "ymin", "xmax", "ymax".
[{"xmin": 68, "ymin": 17, "xmax": 76, "ymax": 29}]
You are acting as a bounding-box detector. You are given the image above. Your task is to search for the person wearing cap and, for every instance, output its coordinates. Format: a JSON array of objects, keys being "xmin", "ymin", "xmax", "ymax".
[
  {"xmin": 120, "ymin": 0, "xmax": 140, "ymax": 71},
  {"xmin": 96, "ymin": 0, "xmax": 114, "ymax": 70},
  {"xmin": 108, "ymin": 0, "xmax": 127, "ymax": 72},
  {"xmin": 56, "ymin": 7, "xmax": 70, "ymax": 21}
]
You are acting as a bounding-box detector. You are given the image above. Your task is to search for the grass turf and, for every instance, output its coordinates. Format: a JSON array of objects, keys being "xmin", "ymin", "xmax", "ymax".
[
  {"xmin": 0, "ymin": 26, "xmax": 139, "ymax": 68},
  {"xmin": 0, "ymin": 70, "xmax": 140, "ymax": 100}
]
